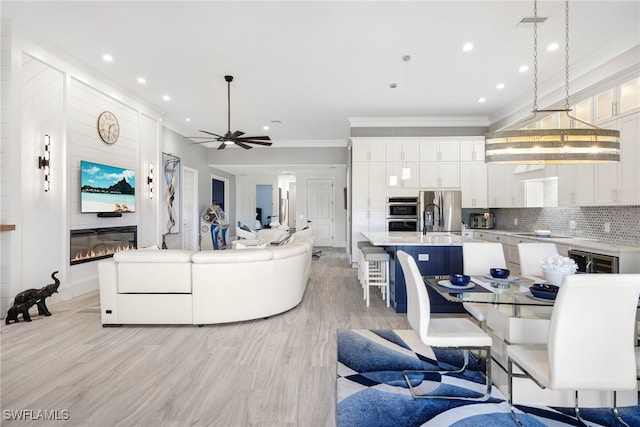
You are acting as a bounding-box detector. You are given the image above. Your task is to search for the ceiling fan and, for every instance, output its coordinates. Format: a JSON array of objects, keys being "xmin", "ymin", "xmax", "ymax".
[{"xmin": 189, "ymin": 75, "xmax": 272, "ymax": 150}]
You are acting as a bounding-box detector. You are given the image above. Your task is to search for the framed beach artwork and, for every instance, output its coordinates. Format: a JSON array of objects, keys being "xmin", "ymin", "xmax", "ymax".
[{"xmin": 162, "ymin": 153, "xmax": 181, "ymax": 234}]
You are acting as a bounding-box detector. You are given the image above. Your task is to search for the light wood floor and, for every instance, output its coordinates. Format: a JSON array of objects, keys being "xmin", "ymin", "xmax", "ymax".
[{"xmin": 1, "ymin": 248, "xmax": 410, "ymax": 427}]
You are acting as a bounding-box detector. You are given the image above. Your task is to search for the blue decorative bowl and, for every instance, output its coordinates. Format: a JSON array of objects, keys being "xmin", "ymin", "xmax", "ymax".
[
  {"xmin": 490, "ymin": 268, "xmax": 510, "ymax": 279},
  {"xmin": 449, "ymin": 274, "xmax": 471, "ymax": 286},
  {"xmin": 530, "ymin": 283, "xmax": 559, "ymax": 300}
]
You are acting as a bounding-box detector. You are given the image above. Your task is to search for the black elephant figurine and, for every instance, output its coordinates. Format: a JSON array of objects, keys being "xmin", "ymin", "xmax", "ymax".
[{"xmin": 5, "ymin": 271, "xmax": 60, "ymax": 325}]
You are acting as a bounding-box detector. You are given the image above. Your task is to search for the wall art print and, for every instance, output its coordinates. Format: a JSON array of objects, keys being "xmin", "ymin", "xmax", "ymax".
[{"xmin": 162, "ymin": 153, "xmax": 181, "ymax": 234}]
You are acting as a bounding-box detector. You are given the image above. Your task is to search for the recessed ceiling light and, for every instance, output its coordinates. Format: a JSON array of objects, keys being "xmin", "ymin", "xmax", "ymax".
[
  {"xmin": 263, "ymin": 125, "xmax": 270, "ymax": 130},
  {"xmin": 496, "ymin": 83, "xmax": 505, "ymax": 90},
  {"xmin": 137, "ymin": 77, "xmax": 146, "ymax": 84},
  {"xmin": 162, "ymin": 95, "xmax": 171, "ymax": 101},
  {"xmin": 102, "ymin": 54, "xmax": 113, "ymax": 62},
  {"xmin": 186, "ymin": 118, "xmax": 191, "ymax": 122},
  {"xmin": 547, "ymin": 43, "xmax": 559, "ymax": 51},
  {"xmin": 519, "ymin": 65, "xmax": 529, "ymax": 73},
  {"xmin": 478, "ymin": 97, "xmax": 486, "ymax": 103},
  {"xmin": 462, "ymin": 43, "xmax": 474, "ymax": 52}
]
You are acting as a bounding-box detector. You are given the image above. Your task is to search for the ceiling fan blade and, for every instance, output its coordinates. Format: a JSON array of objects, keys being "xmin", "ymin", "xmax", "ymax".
[
  {"xmin": 199, "ymin": 130, "xmax": 225, "ymax": 138},
  {"xmin": 236, "ymin": 135, "xmax": 271, "ymax": 141},
  {"xmin": 230, "ymin": 130, "xmax": 245, "ymax": 138},
  {"xmin": 235, "ymin": 141, "xmax": 253, "ymax": 150},
  {"xmin": 217, "ymin": 142, "xmax": 227, "ymax": 150},
  {"xmin": 243, "ymin": 140, "xmax": 273, "ymax": 146}
]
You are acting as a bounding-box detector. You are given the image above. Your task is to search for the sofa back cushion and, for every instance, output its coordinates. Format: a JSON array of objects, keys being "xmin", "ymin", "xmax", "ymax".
[
  {"xmin": 191, "ymin": 249, "xmax": 273, "ymax": 264},
  {"xmin": 115, "ymin": 249, "xmax": 195, "ymax": 293}
]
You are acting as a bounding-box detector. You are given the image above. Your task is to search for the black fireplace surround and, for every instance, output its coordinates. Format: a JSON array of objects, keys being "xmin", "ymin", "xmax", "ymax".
[{"xmin": 70, "ymin": 226, "xmax": 137, "ymax": 265}]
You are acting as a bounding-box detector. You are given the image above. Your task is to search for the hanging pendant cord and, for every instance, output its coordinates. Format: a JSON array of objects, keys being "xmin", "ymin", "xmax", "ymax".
[
  {"xmin": 564, "ymin": 0, "xmax": 571, "ymax": 110},
  {"xmin": 532, "ymin": 0, "xmax": 539, "ymax": 113}
]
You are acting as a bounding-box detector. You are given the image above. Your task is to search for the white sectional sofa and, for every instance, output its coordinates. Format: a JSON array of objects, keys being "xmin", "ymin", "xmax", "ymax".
[{"xmin": 98, "ymin": 234, "xmax": 313, "ymax": 326}]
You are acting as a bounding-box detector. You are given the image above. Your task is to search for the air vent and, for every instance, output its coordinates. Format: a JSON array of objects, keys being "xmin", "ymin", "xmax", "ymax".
[{"xmin": 519, "ymin": 17, "xmax": 547, "ymax": 24}]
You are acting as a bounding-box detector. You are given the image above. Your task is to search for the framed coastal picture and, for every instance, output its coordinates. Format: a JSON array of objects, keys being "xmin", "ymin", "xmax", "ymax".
[{"xmin": 162, "ymin": 153, "xmax": 181, "ymax": 234}]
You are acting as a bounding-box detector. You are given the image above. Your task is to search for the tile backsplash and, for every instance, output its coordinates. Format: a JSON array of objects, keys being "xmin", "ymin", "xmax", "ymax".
[{"xmin": 492, "ymin": 206, "xmax": 640, "ymax": 246}]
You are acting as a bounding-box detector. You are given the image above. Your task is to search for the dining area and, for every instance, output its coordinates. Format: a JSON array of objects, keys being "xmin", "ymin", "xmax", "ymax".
[{"xmin": 396, "ymin": 241, "xmax": 640, "ymax": 426}]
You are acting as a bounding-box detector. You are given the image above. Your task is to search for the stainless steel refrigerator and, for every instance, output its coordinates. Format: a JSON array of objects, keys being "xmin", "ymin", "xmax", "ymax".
[{"xmin": 418, "ymin": 190, "xmax": 462, "ymax": 233}]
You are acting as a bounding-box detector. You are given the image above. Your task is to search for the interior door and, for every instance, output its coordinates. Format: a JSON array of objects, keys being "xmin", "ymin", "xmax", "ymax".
[{"xmin": 307, "ymin": 178, "xmax": 334, "ymax": 246}]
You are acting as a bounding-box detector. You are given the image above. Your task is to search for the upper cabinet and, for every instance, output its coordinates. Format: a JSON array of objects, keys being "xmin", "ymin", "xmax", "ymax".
[
  {"xmin": 419, "ymin": 139, "xmax": 460, "ymax": 162},
  {"xmin": 459, "ymin": 140, "xmax": 485, "ymax": 162},
  {"xmin": 595, "ymin": 76, "xmax": 640, "ymax": 123},
  {"xmin": 352, "ymin": 139, "xmax": 386, "ymax": 162}
]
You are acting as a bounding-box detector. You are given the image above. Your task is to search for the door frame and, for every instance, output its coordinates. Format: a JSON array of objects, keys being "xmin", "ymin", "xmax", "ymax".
[{"xmin": 182, "ymin": 166, "xmax": 199, "ymax": 250}]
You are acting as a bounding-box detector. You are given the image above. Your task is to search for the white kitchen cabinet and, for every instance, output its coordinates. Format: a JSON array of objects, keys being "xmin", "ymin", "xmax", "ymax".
[
  {"xmin": 459, "ymin": 139, "xmax": 485, "ymax": 162},
  {"xmin": 419, "ymin": 139, "xmax": 460, "ymax": 162},
  {"xmin": 595, "ymin": 76, "xmax": 640, "ymax": 123},
  {"xmin": 351, "ymin": 208, "xmax": 385, "ymax": 265},
  {"xmin": 386, "ymin": 161, "xmax": 420, "ymax": 188},
  {"xmin": 594, "ymin": 112, "xmax": 640, "ymax": 205},
  {"xmin": 487, "ymin": 165, "xmax": 524, "ymax": 207},
  {"xmin": 460, "ymin": 162, "xmax": 488, "ymax": 208},
  {"xmin": 555, "ymin": 164, "xmax": 595, "ymax": 207},
  {"xmin": 351, "ymin": 161, "xmax": 386, "ymax": 208},
  {"xmin": 419, "ymin": 162, "xmax": 460, "ymax": 188},
  {"xmin": 385, "ymin": 139, "xmax": 420, "ymax": 162},
  {"xmin": 352, "ymin": 138, "xmax": 387, "ymax": 162}
]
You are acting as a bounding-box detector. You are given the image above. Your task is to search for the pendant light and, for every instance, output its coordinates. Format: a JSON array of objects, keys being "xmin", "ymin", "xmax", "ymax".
[{"xmin": 485, "ymin": 0, "xmax": 620, "ymax": 164}]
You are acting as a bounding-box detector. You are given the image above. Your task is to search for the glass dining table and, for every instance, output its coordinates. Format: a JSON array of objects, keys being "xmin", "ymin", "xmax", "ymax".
[{"xmin": 423, "ymin": 275, "xmax": 554, "ymax": 316}]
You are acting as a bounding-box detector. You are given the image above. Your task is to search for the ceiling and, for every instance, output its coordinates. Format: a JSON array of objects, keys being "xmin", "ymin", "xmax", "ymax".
[{"xmin": 3, "ymin": 1, "xmax": 639, "ymax": 153}]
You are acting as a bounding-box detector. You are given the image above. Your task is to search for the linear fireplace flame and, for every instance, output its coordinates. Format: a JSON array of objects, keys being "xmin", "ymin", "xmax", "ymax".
[{"xmin": 70, "ymin": 226, "xmax": 137, "ymax": 265}]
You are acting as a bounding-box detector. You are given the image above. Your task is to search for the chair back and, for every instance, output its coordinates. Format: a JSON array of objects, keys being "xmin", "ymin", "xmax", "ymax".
[
  {"xmin": 397, "ymin": 251, "xmax": 431, "ymax": 342},
  {"xmin": 462, "ymin": 242, "xmax": 506, "ymax": 276},
  {"xmin": 518, "ymin": 243, "xmax": 558, "ymax": 276},
  {"xmin": 548, "ymin": 274, "xmax": 640, "ymax": 390}
]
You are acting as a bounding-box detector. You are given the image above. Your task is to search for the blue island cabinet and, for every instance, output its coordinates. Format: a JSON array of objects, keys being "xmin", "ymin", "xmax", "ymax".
[{"xmin": 386, "ymin": 245, "xmax": 466, "ymax": 314}]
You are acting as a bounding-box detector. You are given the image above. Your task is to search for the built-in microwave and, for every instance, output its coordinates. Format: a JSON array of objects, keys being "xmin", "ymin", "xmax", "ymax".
[{"xmin": 386, "ymin": 197, "xmax": 419, "ymax": 219}]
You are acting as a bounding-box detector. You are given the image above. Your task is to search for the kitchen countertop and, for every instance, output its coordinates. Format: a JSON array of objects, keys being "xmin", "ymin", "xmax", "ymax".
[
  {"xmin": 470, "ymin": 229, "xmax": 640, "ymax": 254},
  {"xmin": 361, "ymin": 231, "xmax": 482, "ymax": 246}
]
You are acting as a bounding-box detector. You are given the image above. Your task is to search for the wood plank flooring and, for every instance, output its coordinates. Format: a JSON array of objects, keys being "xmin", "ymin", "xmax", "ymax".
[{"xmin": 1, "ymin": 248, "xmax": 410, "ymax": 427}]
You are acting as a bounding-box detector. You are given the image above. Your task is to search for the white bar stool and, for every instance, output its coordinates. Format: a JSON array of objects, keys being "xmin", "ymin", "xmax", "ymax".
[
  {"xmin": 362, "ymin": 248, "xmax": 390, "ymax": 307},
  {"xmin": 357, "ymin": 241, "xmax": 374, "ymax": 286}
]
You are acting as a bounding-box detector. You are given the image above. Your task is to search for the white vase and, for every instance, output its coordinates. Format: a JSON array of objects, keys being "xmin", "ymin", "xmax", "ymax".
[{"xmin": 544, "ymin": 270, "xmax": 572, "ymax": 286}]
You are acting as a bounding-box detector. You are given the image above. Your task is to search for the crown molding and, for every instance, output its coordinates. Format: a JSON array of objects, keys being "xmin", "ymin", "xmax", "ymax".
[{"xmin": 348, "ymin": 116, "xmax": 490, "ymax": 128}]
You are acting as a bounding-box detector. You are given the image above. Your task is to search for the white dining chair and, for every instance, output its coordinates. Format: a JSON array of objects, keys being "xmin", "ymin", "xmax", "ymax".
[
  {"xmin": 507, "ymin": 274, "xmax": 640, "ymax": 426},
  {"xmin": 397, "ymin": 250, "xmax": 492, "ymax": 400},
  {"xmin": 517, "ymin": 242, "xmax": 558, "ymax": 277},
  {"xmin": 462, "ymin": 242, "xmax": 507, "ymax": 326}
]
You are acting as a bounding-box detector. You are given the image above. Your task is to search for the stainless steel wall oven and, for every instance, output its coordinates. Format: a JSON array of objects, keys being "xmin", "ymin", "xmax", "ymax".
[{"xmin": 386, "ymin": 197, "xmax": 419, "ymax": 232}]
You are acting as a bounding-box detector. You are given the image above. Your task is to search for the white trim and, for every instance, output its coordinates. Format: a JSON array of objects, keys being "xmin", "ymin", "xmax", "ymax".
[{"xmin": 348, "ymin": 116, "xmax": 490, "ymax": 128}]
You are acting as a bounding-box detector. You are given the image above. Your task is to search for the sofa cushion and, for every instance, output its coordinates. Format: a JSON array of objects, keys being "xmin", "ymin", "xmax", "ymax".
[
  {"xmin": 270, "ymin": 242, "xmax": 307, "ymax": 259},
  {"xmin": 256, "ymin": 228, "xmax": 289, "ymax": 243},
  {"xmin": 191, "ymin": 249, "xmax": 273, "ymax": 264},
  {"xmin": 114, "ymin": 249, "xmax": 195, "ymax": 263}
]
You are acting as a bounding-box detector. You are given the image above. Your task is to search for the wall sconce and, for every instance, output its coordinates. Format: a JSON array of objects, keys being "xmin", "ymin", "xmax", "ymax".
[
  {"xmin": 147, "ymin": 162, "xmax": 154, "ymax": 199},
  {"xmin": 38, "ymin": 134, "xmax": 51, "ymax": 192}
]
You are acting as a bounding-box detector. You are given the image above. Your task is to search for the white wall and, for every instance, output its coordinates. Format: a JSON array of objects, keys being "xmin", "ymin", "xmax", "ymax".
[{"xmin": 0, "ymin": 32, "xmax": 168, "ymax": 313}]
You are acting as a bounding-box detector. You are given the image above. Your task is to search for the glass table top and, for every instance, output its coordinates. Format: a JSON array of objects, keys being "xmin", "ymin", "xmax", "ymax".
[{"xmin": 423, "ymin": 275, "xmax": 555, "ymax": 306}]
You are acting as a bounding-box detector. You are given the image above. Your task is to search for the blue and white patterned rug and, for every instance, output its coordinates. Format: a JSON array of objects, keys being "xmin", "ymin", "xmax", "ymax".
[{"xmin": 337, "ymin": 329, "xmax": 640, "ymax": 426}]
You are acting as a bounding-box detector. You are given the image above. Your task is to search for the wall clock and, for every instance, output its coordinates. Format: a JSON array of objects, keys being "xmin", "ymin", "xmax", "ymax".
[{"xmin": 97, "ymin": 111, "xmax": 120, "ymax": 144}]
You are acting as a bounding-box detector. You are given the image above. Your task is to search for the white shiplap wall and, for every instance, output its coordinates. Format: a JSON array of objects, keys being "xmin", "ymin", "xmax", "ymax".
[{"xmin": 1, "ymin": 33, "xmax": 163, "ymax": 312}]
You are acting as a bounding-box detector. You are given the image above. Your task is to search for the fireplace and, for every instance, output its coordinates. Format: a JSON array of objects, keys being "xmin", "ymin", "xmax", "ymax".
[{"xmin": 70, "ymin": 226, "xmax": 137, "ymax": 265}]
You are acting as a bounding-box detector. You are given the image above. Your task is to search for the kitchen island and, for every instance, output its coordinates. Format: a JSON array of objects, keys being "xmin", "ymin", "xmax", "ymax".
[{"xmin": 361, "ymin": 232, "xmax": 483, "ymax": 313}]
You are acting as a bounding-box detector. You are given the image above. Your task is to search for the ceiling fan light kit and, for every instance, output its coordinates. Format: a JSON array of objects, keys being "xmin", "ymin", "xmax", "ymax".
[
  {"xmin": 188, "ymin": 75, "xmax": 273, "ymax": 150},
  {"xmin": 485, "ymin": 0, "xmax": 620, "ymax": 165}
]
